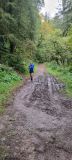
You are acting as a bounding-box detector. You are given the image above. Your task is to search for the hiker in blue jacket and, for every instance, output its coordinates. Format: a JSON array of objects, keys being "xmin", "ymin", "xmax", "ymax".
[{"xmin": 29, "ymin": 63, "xmax": 34, "ymax": 81}]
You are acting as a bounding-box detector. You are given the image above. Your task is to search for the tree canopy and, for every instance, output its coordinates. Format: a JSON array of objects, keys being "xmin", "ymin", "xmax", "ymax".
[{"xmin": 0, "ymin": 0, "xmax": 44, "ymax": 67}]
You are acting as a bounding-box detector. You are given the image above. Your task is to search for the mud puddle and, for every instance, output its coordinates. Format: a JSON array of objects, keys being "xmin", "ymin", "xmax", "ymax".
[{"xmin": 0, "ymin": 65, "xmax": 72, "ymax": 160}]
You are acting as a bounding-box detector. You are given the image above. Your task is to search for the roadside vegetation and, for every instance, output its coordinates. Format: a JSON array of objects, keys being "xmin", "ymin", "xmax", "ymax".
[
  {"xmin": 46, "ymin": 62, "xmax": 72, "ymax": 96},
  {"xmin": 0, "ymin": 64, "xmax": 23, "ymax": 113}
]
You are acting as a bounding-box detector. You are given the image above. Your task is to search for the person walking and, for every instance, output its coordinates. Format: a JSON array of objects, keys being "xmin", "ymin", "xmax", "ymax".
[{"xmin": 29, "ymin": 63, "xmax": 34, "ymax": 82}]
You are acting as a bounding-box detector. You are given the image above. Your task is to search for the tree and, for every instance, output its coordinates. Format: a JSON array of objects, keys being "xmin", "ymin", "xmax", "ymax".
[
  {"xmin": 0, "ymin": 0, "xmax": 44, "ymax": 66},
  {"xmin": 62, "ymin": 0, "xmax": 72, "ymax": 35}
]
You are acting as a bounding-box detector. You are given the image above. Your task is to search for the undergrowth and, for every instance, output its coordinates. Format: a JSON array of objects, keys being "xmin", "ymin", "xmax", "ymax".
[{"xmin": 0, "ymin": 64, "xmax": 22, "ymax": 113}]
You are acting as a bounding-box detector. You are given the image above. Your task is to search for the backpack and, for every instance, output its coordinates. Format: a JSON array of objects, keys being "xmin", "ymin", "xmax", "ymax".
[{"xmin": 29, "ymin": 64, "xmax": 34, "ymax": 72}]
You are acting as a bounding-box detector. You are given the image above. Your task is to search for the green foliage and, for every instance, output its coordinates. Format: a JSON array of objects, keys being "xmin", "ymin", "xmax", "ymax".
[
  {"xmin": 0, "ymin": 64, "xmax": 22, "ymax": 82},
  {"xmin": 46, "ymin": 62, "xmax": 72, "ymax": 96},
  {"xmin": 36, "ymin": 19, "xmax": 72, "ymax": 67},
  {"xmin": 0, "ymin": 0, "xmax": 43, "ymax": 68},
  {"xmin": 69, "ymin": 66, "xmax": 72, "ymax": 73},
  {"xmin": 0, "ymin": 64, "xmax": 22, "ymax": 113},
  {"xmin": 48, "ymin": 61, "xmax": 58, "ymax": 70},
  {"xmin": 62, "ymin": 0, "xmax": 72, "ymax": 35}
]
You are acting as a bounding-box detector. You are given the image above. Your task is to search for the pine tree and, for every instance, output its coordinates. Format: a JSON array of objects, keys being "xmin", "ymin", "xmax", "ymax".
[{"xmin": 62, "ymin": 0, "xmax": 72, "ymax": 35}]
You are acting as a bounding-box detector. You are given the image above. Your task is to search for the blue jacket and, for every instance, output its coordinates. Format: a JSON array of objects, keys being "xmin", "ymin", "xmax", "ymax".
[{"xmin": 29, "ymin": 64, "xmax": 34, "ymax": 73}]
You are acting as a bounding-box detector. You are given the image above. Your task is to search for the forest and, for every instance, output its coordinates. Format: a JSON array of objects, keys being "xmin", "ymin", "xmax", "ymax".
[
  {"xmin": 0, "ymin": 0, "xmax": 72, "ymax": 68},
  {"xmin": 0, "ymin": 0, "xmax": 72, "ymax": 110}
]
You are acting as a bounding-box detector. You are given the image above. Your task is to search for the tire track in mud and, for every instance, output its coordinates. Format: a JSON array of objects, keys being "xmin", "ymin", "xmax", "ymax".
[{"xmin": 0, "ymin": 66, "xmax": 72, "ymax": 160}]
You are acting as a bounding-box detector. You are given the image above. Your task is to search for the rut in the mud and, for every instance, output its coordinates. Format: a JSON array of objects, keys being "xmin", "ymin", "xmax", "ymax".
[{"xmin": 0, "ymin": 66, "xmax": 72, "ymax": 160}]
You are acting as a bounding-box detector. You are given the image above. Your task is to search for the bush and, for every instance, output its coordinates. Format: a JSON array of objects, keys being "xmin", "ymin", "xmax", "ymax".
[
  {"xmin": 0, "ymin": 64, "xmax": 13, "ymax": 72},
  {"xmin": 14, "ymin": 64, "xmax": 26, "ymax": 73},
  {"xmin": 69, "ymin": 66, "xmax": 72, "ymax": 73},
  {"xmin": 50, "ymin": 61, "xmax": 58, "ymax": 70},
  {"xmin": 0, "ymin": 64, "xmax": 22, "ymax": 83}
]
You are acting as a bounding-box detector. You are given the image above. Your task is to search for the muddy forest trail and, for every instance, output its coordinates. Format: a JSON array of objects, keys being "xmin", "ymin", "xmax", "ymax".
[{"xmin": 0, "ymin": 65, "xmax": 72, "ymax": 160}]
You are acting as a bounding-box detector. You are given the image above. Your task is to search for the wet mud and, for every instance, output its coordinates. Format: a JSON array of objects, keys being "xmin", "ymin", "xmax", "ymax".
[{"xmin": 0, "ymin": 65, "xmax": 72, "ymax": 160}]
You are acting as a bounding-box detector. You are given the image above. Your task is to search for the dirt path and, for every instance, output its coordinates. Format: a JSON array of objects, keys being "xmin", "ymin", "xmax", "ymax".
[{"xmin": 0, "ymin": 65, "xmax": 72, "ymax": 160}]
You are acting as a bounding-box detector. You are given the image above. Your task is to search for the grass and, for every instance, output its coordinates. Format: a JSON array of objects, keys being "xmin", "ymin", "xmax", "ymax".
[
  {"xmin": 46, "ymin": 62, "xmax": 72, "ymax": 97},
  {"xmin": 0, "ymin": 65, "xmax": 23, "ymax": 114}
]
